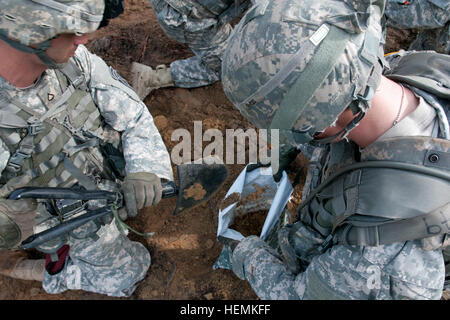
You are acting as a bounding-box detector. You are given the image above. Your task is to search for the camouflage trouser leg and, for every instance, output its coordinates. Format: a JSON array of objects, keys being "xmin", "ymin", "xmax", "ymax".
[
  {"xmin": 409, "ymin": 23, "xmax": 450, "ymax": 54},
  {"xmin": 42, "ymin": 219, "xmax": 151, "ymax": 297},
  {"xmin": 384, "ymin": 0, "xmax": 449, "ymax": 29},
  {"xmin": 150, "ymin": 0, "xmax": 235, "ymax": 88},
  {"xmin": 170, "ymin": 54, "xmax": 220, "ymax": 88},
  {"xmin": 170, "ymin": 24, "xmax": 233, "ymax": 88},
  {"xmin": 384, "ymin": 0, "xmax": 449, "ymax": 54}
]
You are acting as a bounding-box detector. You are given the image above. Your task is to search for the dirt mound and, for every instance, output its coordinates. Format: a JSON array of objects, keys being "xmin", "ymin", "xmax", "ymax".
[{"xmin": 0, "ymin": 0, "xmax": 423, "ymax": 300}]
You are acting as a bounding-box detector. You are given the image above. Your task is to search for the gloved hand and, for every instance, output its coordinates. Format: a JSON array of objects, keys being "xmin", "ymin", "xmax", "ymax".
[
  {"xmin": 272, "ymin": 144, "xmax": 301, "ymax": 182},
  {"xmin": 231, "ymin": 235, "xmax": 270, "ymax": 280},
  {"xmin": 246, "ymin": 145, "xmax": 300, "ymax": 182},
  {"xmin": 121, "ymin": 172, "xmax": 162, "ymax": 219}
]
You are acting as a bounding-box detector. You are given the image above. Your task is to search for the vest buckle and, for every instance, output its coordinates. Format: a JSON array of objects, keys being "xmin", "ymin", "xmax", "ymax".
[{"xmin": 318, "ymin": 233, "xmax": 334, "ymax": 253}]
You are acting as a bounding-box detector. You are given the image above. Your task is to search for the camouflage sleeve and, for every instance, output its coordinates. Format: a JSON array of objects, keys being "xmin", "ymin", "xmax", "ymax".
[
  {"xmin": 232, "ymin": 236, "xmax": 304, "ymax": 299},
  {"xmin": 384, "ymin": 0, "xmax": 449, "ymax": 29},
  {"xmin": 233, "ymin": 236, "xmax": 445, "ymax": 300},
  {"xmin": 72, "ymin": 46, "xmax": 173, "ymax": 181}
]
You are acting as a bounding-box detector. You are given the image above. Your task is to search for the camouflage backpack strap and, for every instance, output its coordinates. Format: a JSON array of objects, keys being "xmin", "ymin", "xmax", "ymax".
[
  {"xmin": 57, "ymin": 59, "xmax": 88, "ymax": 92},
  {"xmin": 384, "ymin": 50, "xmax": 450, "ymax": 139}
]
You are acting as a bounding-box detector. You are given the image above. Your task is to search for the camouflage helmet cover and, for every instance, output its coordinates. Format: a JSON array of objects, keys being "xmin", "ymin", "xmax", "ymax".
[
  {"xmin": 222, "ymin": 0, "xmax": 386, "ymax": 145},
  {"xmin": 0, "ymin": 0, "xmax": 105, "ymax": 46}
]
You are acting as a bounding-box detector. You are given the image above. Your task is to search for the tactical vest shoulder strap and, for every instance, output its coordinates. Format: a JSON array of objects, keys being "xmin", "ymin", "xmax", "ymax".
[{"xmin": 58, "ymin": 59, "xmax": 88, "ymax": 91}]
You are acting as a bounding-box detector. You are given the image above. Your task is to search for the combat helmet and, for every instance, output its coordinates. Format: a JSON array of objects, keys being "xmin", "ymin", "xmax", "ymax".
[
  {"xmin": 222, "ymin": 0, "xmax": 386, "ymax": 146},
  {"xmin": 0, "ymin": 0, "xmax": 122, "ymax": 68}
]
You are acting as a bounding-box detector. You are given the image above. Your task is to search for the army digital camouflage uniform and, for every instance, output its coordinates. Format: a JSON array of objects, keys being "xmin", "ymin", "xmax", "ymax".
[
  {"xmin": 0, "ymin": 45, "xmax": 173, "ymax": 297},
  {"xmin": 384, "ymin": 0, "xmax": 450, "ymax": 54},
  {"xmin": 231, "ymin": 59, "xmax": 449, "ymax": 300},
  {"xmin": 222, "ymin": 0, "xmax": 450, "ymax": 300},
  {"xmin": 148, "ymin": 0, "xmax": 252, "ymax": 88}
]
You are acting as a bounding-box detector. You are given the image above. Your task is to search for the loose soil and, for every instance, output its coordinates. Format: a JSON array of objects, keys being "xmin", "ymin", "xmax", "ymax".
[
  {"xmin": 230, "ymin": 210, "xmax": 268, "ymax": 238},
  {"xmin": 0, "ymin": 0, "xmax": 425, "ymax": 300}
]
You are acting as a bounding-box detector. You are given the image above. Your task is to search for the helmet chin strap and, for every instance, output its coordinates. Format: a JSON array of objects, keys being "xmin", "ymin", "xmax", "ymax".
[
  {"xmin": 34, "ymin": 49, "xmax": 67, "ymax": 70},
  {"xmin": 0, "ymin": 33, "xmax": 64, "ymax": 69},
  {"xmin": 311, "ymin": 109, "xmax": 366, "ymax": 145},
  {"xmin": 311, "ymin": 83, "xmax": 375, "ymax": 145}
]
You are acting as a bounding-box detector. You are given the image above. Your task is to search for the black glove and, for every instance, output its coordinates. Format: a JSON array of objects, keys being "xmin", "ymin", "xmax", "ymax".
[{"xmin": 272, "ymin": 145, "xmax": 301, "ymax": 182}]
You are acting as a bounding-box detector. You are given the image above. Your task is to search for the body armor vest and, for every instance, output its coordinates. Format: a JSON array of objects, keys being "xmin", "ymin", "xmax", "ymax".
[
  {"xmin": 0, "ymin": 60, "xmax": 108, "ymax": 190},
  {"xmin": 298, "ymin": 137, "xmax": 450, "ymax": 247},
  {"xmin": 0, "ymin": 60, "xmax": 120, "ymax": 250}
]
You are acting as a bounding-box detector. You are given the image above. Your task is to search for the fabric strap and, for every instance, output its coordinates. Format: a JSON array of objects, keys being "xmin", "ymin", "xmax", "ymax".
[
  {"xmin": 339, "ymin": 202, "xmax": 450, "ymax": 246},
  {"xmin": 0, "ymin": 32, "xmax": 60, "ymax": 69},
  {"xmin": 62, "ymin": 155, "xmax": 97, "ymax": 190},
  {"xmin": 270, "ymin": 25, "xmax": 351, "ymax": 131}
]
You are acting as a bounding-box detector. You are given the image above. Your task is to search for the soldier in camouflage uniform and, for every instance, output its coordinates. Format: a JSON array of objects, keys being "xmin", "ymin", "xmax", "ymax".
[
  {"xmin": 221, "ymin": 0, "xmax": 450, "ymax": 299},
  {"xmin": 384, "ymin": 0, "xmax": 449, "ymax": 54},
  {"xmin": 130, "ymin": 0, "xmax": 254, "ymax": 100},
  {"xmin": 0, "ymin": 0, "xmax": 173, "ymax": 297}
]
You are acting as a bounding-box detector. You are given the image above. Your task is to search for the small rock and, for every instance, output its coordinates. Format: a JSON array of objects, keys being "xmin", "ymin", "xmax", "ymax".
[
  {"xmin": 154, "ymin": 115, "xmax": 168, "ymax": 129},
  {"xmin": 205, "ymin": 239, "xmax": 214, "ymax": 250},
  {"xmin": 204, "ymin": 292, "xmax": 214, "ymax": 300}
]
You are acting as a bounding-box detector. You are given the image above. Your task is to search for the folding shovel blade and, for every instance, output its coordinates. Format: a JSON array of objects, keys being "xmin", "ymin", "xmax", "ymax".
[{"xmin": 173, "ymin": 162, "xmax": 228, "ymax": 215}]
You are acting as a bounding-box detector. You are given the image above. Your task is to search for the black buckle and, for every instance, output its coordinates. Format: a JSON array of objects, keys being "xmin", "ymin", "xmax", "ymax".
[
  {"xmin": 318, "ymin": 234, "xmax": 334, "ymax": 253},
  {"xmin": 6, "ymin": 151, "xmax": 31, "ymax": 173},
  {"xmin": 6, "ymin": 161, "xmax": 22, "ymax": 173}
]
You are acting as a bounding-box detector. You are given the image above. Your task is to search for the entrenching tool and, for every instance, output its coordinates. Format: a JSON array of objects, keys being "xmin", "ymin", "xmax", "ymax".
[{"xmin": 9, "ymin": 162, "xmax": 228, "ymax": 250}]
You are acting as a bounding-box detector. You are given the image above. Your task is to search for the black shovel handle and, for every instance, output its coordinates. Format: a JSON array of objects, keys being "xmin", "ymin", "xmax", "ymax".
[
  {"xmin": 9, "ymin": 187, "xmax": 119, "ymax": 202},
  {"xmin": 20, "ymin": 207, "xmax": 113, "ymax": 250},
  {"xmin": 161, "ymin": 181, "xmax": 178, "ymax": 198},
  {"xmin": 9, "ymin": 181, "xmax": 179, "ymax": 201}
]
